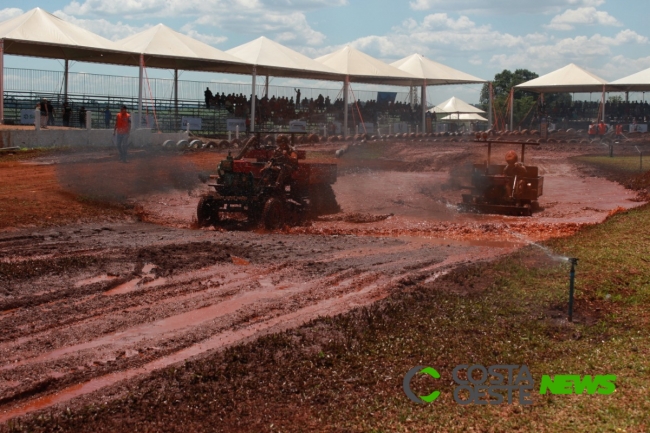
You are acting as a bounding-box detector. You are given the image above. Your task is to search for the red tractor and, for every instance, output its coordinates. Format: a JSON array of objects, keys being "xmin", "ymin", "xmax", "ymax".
[{"xmin": 197, "ymin": 135, "xmax": 338, "ymax": 229}]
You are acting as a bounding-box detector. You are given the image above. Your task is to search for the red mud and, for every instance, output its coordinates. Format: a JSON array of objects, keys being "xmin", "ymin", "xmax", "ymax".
[{"xmin": 0, "ymin": 139, "xmax": 646, "ymax": 424}]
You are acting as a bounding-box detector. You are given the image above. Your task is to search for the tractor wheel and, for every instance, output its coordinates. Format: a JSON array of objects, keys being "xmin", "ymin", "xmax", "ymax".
[
  {"xmin": 262, "ymin": 198, "xmax": 285, "ymax": 230},
  {"xmin": 197, "ymin": 197, "xmax": 219, "ymax": 227},
  {"xmin": 307, "ymin": 184, "xmax": 340, "ymax": 217}
]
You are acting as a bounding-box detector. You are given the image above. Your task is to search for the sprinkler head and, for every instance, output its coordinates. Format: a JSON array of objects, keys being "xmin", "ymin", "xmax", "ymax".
[{"xmin": 568, "ymin": 257, "xmax": 578, "ymax": 266}]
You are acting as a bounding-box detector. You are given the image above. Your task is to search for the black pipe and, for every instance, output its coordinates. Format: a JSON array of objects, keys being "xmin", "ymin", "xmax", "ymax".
[{"xmin": 568, "ymin": 258, "xmax": 578, "ymax": 322}]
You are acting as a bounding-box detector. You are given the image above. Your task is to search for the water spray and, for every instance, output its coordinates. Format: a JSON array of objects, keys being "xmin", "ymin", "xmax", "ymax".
[{"xmin": 568, "ymin": 257, "xmax": 578, "ymax": 322}]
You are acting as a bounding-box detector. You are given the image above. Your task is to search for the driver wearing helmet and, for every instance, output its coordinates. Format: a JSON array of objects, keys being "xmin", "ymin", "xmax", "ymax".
[{"xmin": 503, "ymin": 150, "xmax": 528, "ymax": 197}]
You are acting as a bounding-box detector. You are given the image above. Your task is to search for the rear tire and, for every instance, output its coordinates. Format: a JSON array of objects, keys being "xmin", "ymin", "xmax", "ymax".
[
  {"xmin": 262, "ymin": 198, "xmax": 285, "ymax": 230},
  {"xmin": 197, "ymin": 197, "xmax": 220, "ymax": 227}
]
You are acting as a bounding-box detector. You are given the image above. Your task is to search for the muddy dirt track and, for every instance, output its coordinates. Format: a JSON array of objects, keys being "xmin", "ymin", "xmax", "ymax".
[{"xmin": 0, "ymin": 138, "xmax": 645, "ymax": 424}]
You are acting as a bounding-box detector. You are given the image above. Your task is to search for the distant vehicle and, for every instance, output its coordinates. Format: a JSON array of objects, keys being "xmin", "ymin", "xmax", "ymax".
[{"xmin": 459, "ymin": 136, "xmax": 544, "ymax": 216}]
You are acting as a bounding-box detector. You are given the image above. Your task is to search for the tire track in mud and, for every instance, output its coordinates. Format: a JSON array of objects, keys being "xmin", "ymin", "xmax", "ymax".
[{"xmin": 0, "ymin": 224, "xmax": 505, "ymax": 422}]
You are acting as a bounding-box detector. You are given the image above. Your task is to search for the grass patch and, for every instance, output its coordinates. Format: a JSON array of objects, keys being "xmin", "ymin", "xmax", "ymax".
[
  {"xmin": 5, "ymin": 206, "xmax": 650, "ymax": 433},
  {"xmin": 574, "ymin": 155, "xmax": 646, "ymax": 174}
]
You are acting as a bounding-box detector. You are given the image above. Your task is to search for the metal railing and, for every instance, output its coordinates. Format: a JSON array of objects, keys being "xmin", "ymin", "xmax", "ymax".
[{"xmin": 2, "ymin": 67, "xmax": 411, "ymax": 105}]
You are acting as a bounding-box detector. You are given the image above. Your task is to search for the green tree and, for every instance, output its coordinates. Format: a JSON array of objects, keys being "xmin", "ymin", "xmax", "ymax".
[
  {"xmin": 480, "ymin": 69, "xmax": 539, "ymax": 105},
  {"xmin": 480, "ymin": 69, "xmax": 542, "ymax": 128}
]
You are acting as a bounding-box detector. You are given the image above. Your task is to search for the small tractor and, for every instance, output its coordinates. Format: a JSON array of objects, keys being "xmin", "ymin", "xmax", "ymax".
[
  {"xmin": 197, "ymin": 134, "xmax": 338, "ymax": 229},
  {"xmin": 459, "ymin": 138, "xmax": 544, "ymax": 216}
]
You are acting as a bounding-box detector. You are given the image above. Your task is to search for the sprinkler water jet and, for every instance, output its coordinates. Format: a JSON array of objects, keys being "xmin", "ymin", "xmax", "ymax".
[{"xmin": 568, "ymin": 257, "xmax": 578, "ymax": 322}]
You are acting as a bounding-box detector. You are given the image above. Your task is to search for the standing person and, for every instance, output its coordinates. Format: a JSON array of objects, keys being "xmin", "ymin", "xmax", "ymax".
[
  {"xmin": 294, "ymin": 88, "xmax": 301, "ymax": 109},
  {"xmin": 113, "ymin": 105, "xmax": 131, "ymax": 163},
  {"xmin": 79, "ymin": 106, "xmax": 87, "ymax": 129},
  {"xmin": 46, "ymin": 100, "xmax": 55, "ymax": 126},
  {"xmin": 204, "ymin": 87, "xmax": 213, "ymax": 109},
  {"xmin": 104, "ymin": 106, "xmax": 111, "ymax": 128},
  {"xmin": 62, "ymin": 102, "xmax": 71, "ymax": 127},
  {"xmin": 40, "ymin": 99, "xmax": 48, "ymax": 129}
]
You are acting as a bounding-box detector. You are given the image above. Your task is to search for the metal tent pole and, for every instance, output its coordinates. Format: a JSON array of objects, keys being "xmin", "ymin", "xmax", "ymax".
[
  {"xmin": 174, "ymin": 68, "xmax": 178, "ymax": 130},
  {"xmin": 602, "ymin": 86, "xmax": 606, "ymax": 122},
  {"xmin": 251, "ymin": 65, "xmax": 257, "ymax": 133},
  {"xmin": 421, "ymin": 80, "xmax": 427, "ymax": 133},
  {"xmin": 510, "ymin": 88, "xmax": 514, "ymax": 131},
  {"xmin": 137, "ymin": 54, "xmax": 144, "ymax": 128},
  {"xmin": 488, "ymin": 82, "xmax": 493, "ymax": 129},
  {"xmin": 343, "ymin": 76, "xmax": 349, "ymax": 136},
  {"xmin": 64, "ymin": 59, "xmax": 69, "ymax": 103}
]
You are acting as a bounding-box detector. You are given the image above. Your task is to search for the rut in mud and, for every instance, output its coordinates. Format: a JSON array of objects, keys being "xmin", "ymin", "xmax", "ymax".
[{"xmin": 0, "ymin": 222, "xmax": 512, "ymax": 421}]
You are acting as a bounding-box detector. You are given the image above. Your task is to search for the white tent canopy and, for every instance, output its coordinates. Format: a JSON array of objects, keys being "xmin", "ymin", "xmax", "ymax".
[
  {"xmin": 226, "ymin": 36, "xmax": 343, "ymax": 132},
  {"xmin": 314, "ymin": 45, "xmax": 416, "ymax": 85},
  {"xmin": 515, "ymin": 63, "xmax": 608, "ymax": 93},
  {"xmin": 0, "ymin": 8, "xmax": 133, "ymax": 64},
  {"xmin": 429, "ymin": 96, "xmax": 485, "ymax": 114},
  {"xmin": 390, "ymin": 53, "xmax": 486, "ymax": 134},
  {"xmin": 314, "ymin": 45, "xmax": 418, "ymax": 133},
  {"xmin": 0, "ymin": 8, "xmax": 138, "ymax": 122},
  {"xmin": 441, "ymin": 113, "xmax": 487, "ymax": 121},
  {"xmin": 116, "ymin": 24, "xmax": 254, "ymax": 129},
  {"xmin": 226, "ymin": 36, "xmax": 341, "ymax": 81},
  {"xmin": 390, "ymin": 53, "xmax": 485, "ymax": 86},
  {"xmin": 116, "ymin": 24, "xmax": 251, "ymax": 73},
  {"xmin": 609, "ymin": 67, "xmax": 650, "ymax": 92}
]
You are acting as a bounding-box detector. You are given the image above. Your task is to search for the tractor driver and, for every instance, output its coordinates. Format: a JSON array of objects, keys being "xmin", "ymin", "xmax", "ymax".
[
  {"xmin": 503, "ymin": 150, "xmax": 528, "ymax": 198},
  {"xmin": 261, "ymin": 136, "xmax": 298, "ymax": 188}
]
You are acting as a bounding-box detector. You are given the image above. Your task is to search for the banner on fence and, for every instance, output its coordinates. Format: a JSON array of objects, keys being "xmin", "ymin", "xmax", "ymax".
[
  {"xmin": 226, "ymin": 118, "xmax": 245, "ymax": 132},
  {"xmin": 629, "ymin": 123, "xmax": 648, "ymax": 133},
  {"xmin": 20, "ymin": 109, "xmax": 36, "ymax": 125}
]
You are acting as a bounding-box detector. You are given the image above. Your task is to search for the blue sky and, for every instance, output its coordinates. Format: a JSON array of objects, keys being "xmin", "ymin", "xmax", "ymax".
[{"xmin": 2, "ymin": 0, "xmax": 649, "ymax": 104}]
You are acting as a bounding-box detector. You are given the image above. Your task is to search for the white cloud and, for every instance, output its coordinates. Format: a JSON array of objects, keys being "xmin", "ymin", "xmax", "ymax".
[
  {"xmin": 489, "ymin": 30, "xmax": 648, "ymax": 78},
  {"xmin": 63, "ymin": 0, "xmax": 344, "ymax": 18},
  {"xmin": 63, "ymin": 0, "xmax": 327, "ymax": 46},
  {"xmin": 340, "ymin": 13, "xmax": 526, "ymax": 60},
  {"xmin": 546, "ymin": 7, "xmax": 621, "ymax": 30},
  {"xmin": 0, "ymin": 7, "xmax": 23, "ymax": 21},
  {"xmin": 596, "ymin": 55, "xmax": 650, "ymax": 80},
  {"xmin": 53, "ymin": 11, "xmax": 147, "ymax": 41},
  {"xmin": 195, "ymin": 10, "xmax": 325, "ymax": 45},
  {"xmin": 409, "ymin": 0, "xmax": 604, "ymax": 14},
  {"xmin": 180, "ymin": 26, "xmax": 228, "ymax": 46}
]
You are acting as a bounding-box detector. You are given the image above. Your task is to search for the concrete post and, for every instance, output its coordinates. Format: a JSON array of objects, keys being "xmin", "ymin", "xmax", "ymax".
[
  {"xmin": 86, "ymin": 111, "xmax": 92, "ymax": 130},
  {"xmin": 35, "ymin": 109, "xmax": 40, "ymax": 131}
]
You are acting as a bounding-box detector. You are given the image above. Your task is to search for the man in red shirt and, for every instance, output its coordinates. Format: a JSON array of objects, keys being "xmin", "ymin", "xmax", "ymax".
[{"xmin": 113, "ymin": 105, "xmax": 131, "ymax": 162}]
